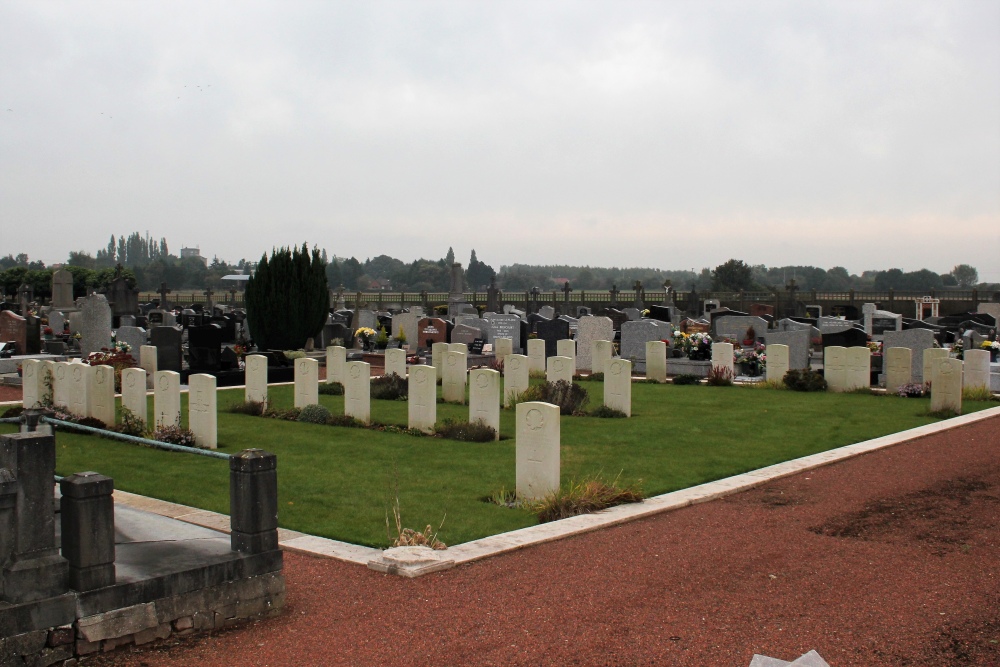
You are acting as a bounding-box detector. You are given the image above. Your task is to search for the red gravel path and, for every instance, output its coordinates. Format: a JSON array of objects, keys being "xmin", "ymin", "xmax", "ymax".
[{"xmin": 90, "ymin": 416, "xmax": 1000, "ymax": 666}]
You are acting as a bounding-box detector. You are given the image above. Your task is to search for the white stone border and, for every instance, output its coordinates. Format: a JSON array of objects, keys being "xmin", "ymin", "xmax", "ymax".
[{"xmin": 101, "ymin": 404, "xmax": 1000, "ymax": 577}]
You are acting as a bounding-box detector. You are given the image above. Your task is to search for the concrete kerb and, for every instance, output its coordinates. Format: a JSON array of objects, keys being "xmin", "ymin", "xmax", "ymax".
[{"xmin": 107, "ymin": 403, "xmax": 1000, "ymax": 577}]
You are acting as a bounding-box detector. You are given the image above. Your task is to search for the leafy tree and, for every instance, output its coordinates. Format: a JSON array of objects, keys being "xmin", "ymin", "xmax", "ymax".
[
  {"xmin": 711, "ymin": 259, "xmax": 754, "ymax": 291},
  {"xmin": 444, "ymin": 247, "xmax": 455, "ymax": 265},
  {"xmin": 245, "ymin": 244, "xmax": 329, "ymax": 350},
  {"xmin": 466, "ymin": 249, "xmax": 496, "ymax": 289},
  {"xmin": 951, "ymin": 264, "xmax": 978, "ymax": 288}
]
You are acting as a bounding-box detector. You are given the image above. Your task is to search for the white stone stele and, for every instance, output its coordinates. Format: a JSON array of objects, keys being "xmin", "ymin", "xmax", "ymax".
[
  {"xmin": 963, "ymin": 349, "xmax": 990, "ymax": 391},
  {"xmin": 824, "ymin": 346, "xmax": 848, "ymax": 392},
  {"xmin": 556, "ymin": 339, "xmax": 576, "ymax": 360},
  {"xmin": 407, "ymin": 365, "xmax": 437, "ymax": 434},
  {"xmin": 21, "ymin": 359, "xmax": 40, "ymax": 409},
  {"xmin": 37, "ymin": 360, "xmax": 55, "ymax": 406},
  {"xmin": 468, "ymin": 368, "xmax": 501, "ymax": 439},
  {"xmin": 67, "ymin": 363, "xmax": 89, "ymax": 418},
  {"xmin": 711, "ymin": 342, "xmax": 735, "ymax": 377},
  {"xmin": 645, "ymin": 340, "xmax": 667, "ymax": 383},
  {"xmin": 765, "ymin": 344, "xmax": 789, "ymax": 383},
  {"xmin": 504, "ymin": 354, "xmax": 529, "ymax": 407},
  {"xmin": 139, "ymin": 345, "xmax": 158, "ymax": 390},
  {"xmin": 526, "ymin": 338, "xmax": 546, "ymax": 374},
  {"xmin": 244, "ymin": 354, "xmax": 268, "ymax": 406},
  {"xmin": 120, "ymin": 368, "xmax": 148, "ymax": 427},
  {"xmin": 592, "ymin": 340, "xmax": 614, "ymax": 376},
  {"xmin": 154, "ymin": 371, "xmax": 181, "ymax": 428},
  {"xmin": 384, "ymin": 348, "xmax": 407, "ymax": 378},
  {"xmin": 87, "ymin": 365, "xmax": 116, "ymax": 426},
  {"xmin": 494, "ymin": 338, "xmax": 513, "ymax": 363},
  {"xmin": 515, "ymin": 401, "xmax": 560, "ymax": 501},
  {"xmin": 884, "ymin": 347, "xmax": 912, "ymax": 394},
  {"xmin": 603, "ymin": 358, "xmax": 632, "ymax": 417},
  {"xmin": 431, "ymin": 342, "xmax": 449, "ymax": 380},
  {"xmin": 344, "ymin": 361, "xmax": 371, "ymax": 424},
  {"xmin": 52, "ymin": 361, "xmax": 70, "ymax": 409},
  {"xmin": 546, "ymin": 356, "xmax": 574, "ymax": 385},
  {"xmin": 930, "ymin": 357, "xmax": 963, "ymax": 414},
  {"xmin": 922, "ymin": 348, "xmax": 949, "ymax": 385},
  {"xmin": 326, "ymin": 345, "xmax": 347, "ymax": 385},
  {"xmin": 294, "ymin": 358, "xmax": 319, "ymax": 408},
  {"xmin": 846, "ymin": 347, "xmax": 871, "ymax": 391},
  {"xmin": 442, "ymin": 350, "xmax": 468, "ymax": 404},
  {"xmin": 188, "ymin": 373, "xmax": 218, "ymax": 449},
  {"xmin": 449, "ymin": 342, "xmax": 468, "ymax": 355}
]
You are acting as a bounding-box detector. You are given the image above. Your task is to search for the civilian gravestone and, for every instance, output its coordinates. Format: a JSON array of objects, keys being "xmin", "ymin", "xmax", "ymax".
[
  {"xmin": 546, "ymin": 356, "xmax": 574, "ymax": 384},
  {"xmin": 391, "ymin": 312, "xmax": 421, "ymax": 351},
  {"xmin": 345, "ymin": 361, "xmax": 371, "ymax": 423},
  {"xmin": 483, "ymin": 313, "xmax": 522, "ymax": 351},
  {"xmin": 504, "ymin": 354, "xmax": 529, "ymax": 406},
  {"xmin": 80, "ymin": 294, "xmax": 113, "ymax": 357},
  {"xmin": 846, "ymin": 347, "xmax": 870, "ymax": 390},
  {"xmin": 620, "ymin": 320, "xmax": 669, "ymax": 373},
  {"xmin": 645, "ymin": 340, "xmax": 667, "ymax": 382},
  {"xmin": 417, "ymin": 317, "xmax": 448, "ymax": 349},
  {"xmin": 245, "ymin": 354, "xmax": 268, "ymax": 405},
  {"xmin": 188, "ymin": 324, "xmax": 223, "ymax": 373},
  {"xmin": 538, "ymin": 305, "xmax": 556, "ymax": 319},
  {"xmin": 121, "ymin": 368, "xmax": 147, "ymax": 426},
  {"xmin": 824, "ymin": 347, "xmax": 848, "ymax": 392},
  {"xmin": 51, "ymin": 268, "xmax": 75, "ymax": 309},
  {"xmin": 863, "ymin": 303, "xmax": 902, "ymax": 336},
  {"xmin": 384, "ymin": 348, "xmax": 406, "ymax": 378},
  {"xmin": 884, "ymin": 347, "xmax": 912, "ymax": 394},
  {"xmin": 450, "ymin": 323, "xmax": 481, "ymax": 347},
  {"xmin": 154, "ymin": 370, "xmax": 181, "ymax": 427},
  {"xmin": 527, "ymin": 339, "xmax": 546, "ymax": 373},
  {"xmin": 711, "ymin": 342, "xmax": 734, "ymax": 377},
  {"xmin": 604, "ymin": 359, "xmax": 632, "ymax": 416},
  {"xmin": 115, "ymin": 326, "xmax": 147, "ymax": 355},
  {"xmin": 930, "ymin": 357, "xmax": 962, "ymax": 414},
  {"xmin": 0, "ymin": 310, "xmax": 31, "ymax": 355},
  {"xmin": 443, "ymin": 351, "xmax": 468, "ymax": 403},
  {"xmin": 294, "ymin": 358, "xmax": 319, "ymax": 407},
  {"xmin": 150, "ymin": 326, "xmax": 183, "ymax": 373},
  {"xmin": 408, "ymin": 365, "xmax": 437, "ymax": 433},
  {"xmin": 535, "ymin": 318, "xmax": 570, "ymax": 358},
  {"xmin": 963, "ymin": 349, "xmax": 990, "ymax": 390},
  {"xmin": 821, "ymin": 327, "xmax": 867, "ymax": 349},
  {"xmin": 883, "ymin": 329, "xmax": 937, "ymax": 383},
  {"xmin": 576, "ymin": 316, "xmax": 614, "ymax": 372},
  {"xmin": 469, "ymin": 368, "xmax": 500, "ymax": 439},
  {"xmin": 515, "ymin": 401, "xmax": 560, "ymax": 501},
  {"xmin": 88, "ymin": 365, "xmax": 116, "ymax": 426},
  {"xmin": 68, "ymin": 363, "xmax": 89, "ymax": 417},
  {"xmin": 714, "ymin": 316, "xmax": 768, "ymax": 343},
  {"xmin": 592, "ymin": 340, "xmax": 614, "ymax": 375},
  {"xmin": 763, "ymin": 329, "xmax": 811, "ymax": 370},
  {"xmin": 765, "ymin": 344, "xmax": 789, "ymax": 382},
  {"xmin": 188, "ymin": 374, "xmax": 218, "ymax": 449}
]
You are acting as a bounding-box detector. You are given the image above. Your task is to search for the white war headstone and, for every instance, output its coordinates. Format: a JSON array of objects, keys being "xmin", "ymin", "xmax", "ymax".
[
  {"xmin": 711, "ymin": 342, "xmax": 735, "ymax": 378},
  {"xmin": 824, "ymin": 346, "xmax": 848, "ymax": 392},
  {"xmin": 449, "ymin": 342, "xmax": 468, "ymax": 355},
  {"xmin": 442, "ymin": 350, "xmax": 468, "ymax": 403},
  {"xmin": 121, "ymin": 368, "xmax": 148, "ymax": 427},
  {"xmin": 469, "ymin": 368, "xmax": 500, "ymax": 440},
  {"xmin": 922, "ymin": 348, "xmax": 949, "ymax": 387},
  {"xmin": 21, "ymin": 359, "xmax": 41, "ymax": 409},
  {"xmin": 527, "ymin": 338, "xmax": 546, "ymax": 374},
  {"xmin": 407, "ymin": 365, "xmax": 437, "ymax": 434},
  {"xmin": 384, "ymin": 348, "xmax": 407, "ymax": 378},
  {"xmin": 87, "ymin": 365, "xmax": 116, "ymax": 426},
  {"xmin": 36, "ymin": 360, "xmax": 55, "ymax": 407},
  {"xmin": 884, "ymin": 347, "xmax": 912, "ymax": 394},
  {"xmin": 432, "ymin": 342, "xmax": 449, "ymax": 380},
  {"xmin": 930, "ymin": 357, "xmax": 962, "ymax": 414},
  {"xmin": 963, "ymin": 349, "xmax": 990, "ymax": 391},
  {"xmin": 546, "ymin": 356, "xmax": 574, "ymax": 385},
  {"xmin": 140, "ymin": 345, "xmax": 157, "ymax": 389},
  {"xmin": 245, "ymin": 354, "xmax": 268, "ymax": 406},
  {"xmin": 556, "ymin": 338, "xmax": 576, "ymax": 360},
  {"xmin": 154, "ymin": 371, "xmax": 181, "ymax": 428},
  {"xmin": 344, "ymin": 361, "xmax": 371, "ymax": 423},
  {"xmin": 576, "ymin": 316, "xmax": 614, "ymax": 373},
  {"xmin": 765, "ymin": 344, "xmax": 789, "ymax": 383},
  {"xmin": 494, "ymin": 338, "xmax": 513, "ymax": 364},
  {"xmin": 326, "ymin": 345, "xmax": 346, "ymax": 385},
  {"xmin": 53, "ymin": 361, "xmax": 70, "ymax": 409},
  {"xmin": 504, "ymin": 354, "xmax": 529, "ymax": 407},
  {"xmin": 645, "ymin": 340, "xmax": 667, "ymax": 383},
  {"xmin": 515, "ymin": 401, "xmax": 560, "ymax": 501},
  {"xmin": 68, "ymin": 363, "xmax": 89, "ymax": 418},
  {"xmin": 294, "ymin": 357, "xmax": 319, "ymax": 408},
  {"xmin": 846, "ymin": 347, "xmax": 871, "ymax": 391},
  {"xmin": 604, "ymin": 358, "xmax": 632, "ymax": 417},
  {"xmin": 188, "ymin": 373, "xmax": 218, "ymax": 449},
  {"xmin": 592, "ymin": 340, "xmax": 614, "ymax": 376}
]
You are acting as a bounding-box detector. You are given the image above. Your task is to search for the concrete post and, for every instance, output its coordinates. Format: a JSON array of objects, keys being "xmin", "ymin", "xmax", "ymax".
[
  {"xmin": 229, "ymin": 449, "xmax": 279, "ymax": 554},
  {"xmin": 60, "ymin": 472, "xmax": 116, "ymax": 591}
]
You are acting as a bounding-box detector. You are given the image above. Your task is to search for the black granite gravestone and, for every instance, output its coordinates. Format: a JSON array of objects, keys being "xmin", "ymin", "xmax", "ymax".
[
  {"xmin": 821, "ymin": 327, "xmax": 868, "ymax": 349},
  {"xmin": 535, "ymin": 318, "xmax": 570, "ymax": 357},
  {"xmin": 150, "ymin": 325, "xmax": 183, "ymax": 372},
  {"xmin": 188, "ymin": 324, "xmax": 223, "ymax": 373}
]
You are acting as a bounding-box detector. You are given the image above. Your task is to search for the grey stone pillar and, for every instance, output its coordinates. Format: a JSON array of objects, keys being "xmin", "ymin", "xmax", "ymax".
[
  {"xmin": 0, "ymin": 432, "xmax": 68, "ymax": 603},
  {"xmin": 230, "ymin": 449, "xmax": 278, "ymax": 554},
  {"xmin": 60, "ymin": 472, "xmax": 116, "ymax": 591}
]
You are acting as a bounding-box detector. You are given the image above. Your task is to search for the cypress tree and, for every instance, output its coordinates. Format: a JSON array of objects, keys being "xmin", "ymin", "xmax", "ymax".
[{"xmin": 245, "ymin": 243, "xmax": 329, "ymax": 350}]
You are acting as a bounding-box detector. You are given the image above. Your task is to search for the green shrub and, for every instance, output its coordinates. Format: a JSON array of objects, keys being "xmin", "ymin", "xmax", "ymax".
[
  {"xmin": 583, "ymin": 372, "xmax": 604, "ymax": 382},
  {"xmin": 590, "ymin": 405, "xmax": 627, "ymax": 418},
  {"xmin": 545, "ymin": 380, "xmax": 590, "ymax": 415},
  {"xmin": 2, "ymin": 405, "xmax": 24, "ymax": 419},
  {"xmin": 672, "ymin": 374, "xmax": 701, "ymax": 385},
  {"xmin": 112, "ymin": 406, "xmax": 148, "ymax": 437},
  {"xmin": 319, "ymin": 382, "xmax": 345, "ymax": 396},
  {"xmin": 437, "ymin": 418, "xmax": 498, "ymax": 442},
  {"xmin": 152, "ymin": 424, "xmax": 197, "ymax": 447},
  {"xmin": 371, "ymin": 373, "xmax": 408, "ymax": 401},
  {"xmin": 328, "ymin": 414, "xmax": 364, "ymax": 428},
  {"xmin": 298, "ymin": 403, "xmax": 332, "ymax": 424},
  {"xmin": 706, "ymin": 366, "xmax": 734, "ymax": 386},
  {"xmin": 528, "ymin": 475, "xmax": 644, "ymax": 523},
  {"xmin": 263, "ymin": 406, "xmax": 301, "ymax": 421},
  {"xmin": 245, "ymin": 244, "xmax": 329, "ymax": 350},
  {"xmin": 227, "ymin": 400, "xmax": 267, "ymax": 416},
  {"xmin": 782, "ymin": 369, "xmax": 828, "ymax": 392},
  {"xmin": 282, "ymin": 350, "xmax": 307, "ymax": 360},
  {"xmin": 963, "ymin": 385, "xmax": 995, "ymax": 401}
]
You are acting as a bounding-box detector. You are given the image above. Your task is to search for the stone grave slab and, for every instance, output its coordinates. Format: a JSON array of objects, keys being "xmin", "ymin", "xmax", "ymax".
[
  {"xmin": 384, "ymin": 348, "xmax": 407, "ymax": 378},
  {"xmin": 711, "ymin": 342, "xmax": 734, "ymax": 377},
  {"xmin": 884, "ymin": 347, "xmax": 912, "ymax": 394},
  {"xmin": 576, "ymin": 316, "xmax": 614, "ymax": 372},
  {"xmin": 930, "ymin": 357, "xmax": 962, "ymax": 414},
  {"xmin": 121, "ymin": 368, "xmax": 148, "ymax": 426},
  {"xmin": 88, "ymin": 364, "xmax": 116, "ymax": 426},
  {"xmin": 80, "ymin": 294, "xmax": 113, "ymax": 356},
  {"xmin": 527, "ymin": 338, "xmax": 546, "ymax": 374},
  {"xmin": 883, "ymin": 329, "xmax": 937, "ymax": 382},
  {"xmin": 535, "ymin": 318, "xmax": 570, "ymax": 358},
  {"xmin": 765, "ymin": 344, "xmax": 789, "ymax": 382},
  {"xmin": 763, "ymin": 329, "xmax": 811, "ymax": 370},
  {"xmin": 620, "ymin": 320, "xmax": 669, "ymax": 372},
  {"xmin": 245, "ymin": 354, "xmax": 268, "ymax": 405},
  {"xmin": 645, "ymin": 341, "xmax": 667, "ymax": 382},
  {"xmin": 442, "ymin": 351, "xmax": 468, "ymax": 403},
  {"xmin": 546, "ymin": 356, "xmax": 573, "ymax": 384}
]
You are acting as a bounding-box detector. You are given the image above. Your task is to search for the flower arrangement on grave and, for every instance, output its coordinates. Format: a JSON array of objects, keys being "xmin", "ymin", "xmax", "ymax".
[
  {"xmin": 866, "ymin": 340, "xmax": 883, "ymax": 357},
  {"xmin": 232, "ymin": 343, "xmax": 248, "ymax": 360},
  {"xmin": 642, "ymin": 309, "xmax": 650, "ymax": 317},
  {"xmin": 85, "ymin": 347, "xmax": 138, "ymax": 392},
  {"xmin": 734, "ymin": 343, "xmax": 766, "ymax": 376},
  {"xmin": 355, "ymin": 327, "xmax": 377, "ymax": 350},
  {"xmin": 680, "ymin": 332, "xmax": 713, "ymax": 361},
  {"xmin": 951, "ymin": 339, "xmax": 963, "ymax": 360},
  {"xmin": 43, "ymin": 326, "xmax": 53, "ymax": 338},
  {"xmin": 897, "ymin": 382, "xmax": 924, "ymax": 398}
]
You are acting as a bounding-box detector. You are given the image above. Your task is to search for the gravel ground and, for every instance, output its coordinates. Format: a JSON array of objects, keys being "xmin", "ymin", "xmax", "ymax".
[{"xmin": 87, "ymin": 415, "xmax": 999, "ymax": 667}]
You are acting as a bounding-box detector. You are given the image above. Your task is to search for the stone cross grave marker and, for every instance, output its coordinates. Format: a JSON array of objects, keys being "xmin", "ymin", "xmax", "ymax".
[
  {"xmin": 884, "ymin": 347, "xmax": 912, "ymax": 394},
  {"xmin": 930, "ymin": 357, "xmax": 962, "ymax": 414},
  {"xmin": 645, "ymin": 340, "xmax": 667, "ymax": 382},
  {"xmin": 504, "ymin": 353, "xmax": 529, "ymax": 407},
  {"xmin": 442, "ymin": 350, "xmax": 468, "ymax": 403},
  {"xmin": 765, "ymin": 344, "xmax": 789, "ymax": 382},
  {"xmin": 121, "ymin": 368, "xmax": 148, "ymax": 427},
  {"xmin": 154, "ymin": 370, "xmax": 181, "ymax": 428},
  {"xmin": 407, "ymin": 364, "xmax": 437, "ymax": 433},
  {"xmin": 294, "ymin": 358, "xmax": 319, "ymax": 408},
  {"xmin": 245, "ymin": 354, "xmax": 268, "ymax": 405},
  {"xmin": 469, "ymin": 368, "xmax": 500, "ymax": 439},
  {"xmin": 515, "ymin": 401, "xmax": 560, "ymax": 501},
  {"xmin": 345, "ymin": 361, "xmax": 371, "ymax": 423},
  {"xmin": 88, "ymin": 365, "xmax": 116, "ymax": 426},
  {"xmin": 604, "ymin": 358, "xmax": 632, "ymax": 416},
  {"xmin": 546, "ymin": 356, "xmax": 574, "ymax": 384},
  {"xmin": 188, "ymin": 374, "xmax": 218, "ymax": 449}
]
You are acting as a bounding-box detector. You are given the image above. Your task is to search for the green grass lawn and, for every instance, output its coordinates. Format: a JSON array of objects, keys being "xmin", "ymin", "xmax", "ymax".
[{"xmin": 4, "ymin": 380, "xmax": 993, "ymax": 548}]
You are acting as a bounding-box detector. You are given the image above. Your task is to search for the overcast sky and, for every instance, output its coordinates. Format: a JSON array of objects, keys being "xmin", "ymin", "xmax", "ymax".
[{"xmin": 2, "ymin": 0, "xmax": 998, "ymax": 279}]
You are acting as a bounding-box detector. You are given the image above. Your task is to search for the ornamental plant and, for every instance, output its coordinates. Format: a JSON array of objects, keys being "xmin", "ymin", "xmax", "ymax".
[
  {"xmin": 680, "ymin": 332, "xmax": 712, "ymax": 360},
  {"xmin": 734, "ymin": 343, "xmax": 766, "ymax": 377},
  {"xmin": 84, "ymin": 348, "xmax": 138, "ymax": 392},
  {"xmin": 245, "ymin": 244, "xmax": 329, "ymax": 350}
]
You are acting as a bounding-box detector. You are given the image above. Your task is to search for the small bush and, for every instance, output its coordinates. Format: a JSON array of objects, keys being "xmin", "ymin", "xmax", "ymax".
[
  {"xmin": 487, "ymin": 357, "xmax": 504, "ymax": 373},
  {"xmin": 926, "ymin": 408, "xmax": 958, "ymax": 420},
  {"xmin": 546, "ymin": 380, "xmax": 590, "ymax": 415},
  {"xmin": 584, "ymin": 372, "xmax": 604, "ymax": 382},
  {"xmin": 75, "ymin": 416, "xmax": 107, "ymax": 430},
  {"xmin": 437, "ymin": 418, "xmax": 498, "ymax": 442},
  {"xmin": 528, "ymin": 370, "xmax": 547, "ymax": 380},
  {"xmin": 896, "ymin": 382, "xmax": 924, "ymax": 398},
  {"xmin": 318, "ymin": 382, "xmax": 345, "ymax": 396},
  {"xmin": 963, "ymin": 385, "xmax": 994, "ymax": 401},
  {"xmin": 298, "ymin": 403, "xmax": 332, "ymax": 424},
  {"xmin": 528, "ymin": 475, "xmax": 644, "ymax": 523},
  {"xmin": 371, "ymin": 373, "xmax": 408, "ymax": 401},
  {"xmin": 783, "ymin": 369, "xmax": 828, "ymax": 392},
  {"xmin": 2, "ymin": 405, "xmax": 24, "ymax": 418},
  {"xmin": 227, "ymin": 400, "xmax": 267, "ymax": 416},
  {"xmin": 672, "ymin": 374, "xmax": 701, "ymax": 385},
  {"xmin": 328, "ymin": 414, "xmax": 364, "ymax": 428},
  {"xmin": 590, "ymin": 405, "xmax": 627, "ymax": 418},
  {"xmin": 706, "ymin": 366, "xmax": 734, "ymax": 386},
  {"xmin": 263, "ymin": 406, "xmax": 301, "ymax": 421},
  {"xmin": 112, "ymin": 406, "xmax": 147, "ymax": 437},
  {"xmin": 152, "ymin": 424, "xmax": 198, "ymax": 447}
]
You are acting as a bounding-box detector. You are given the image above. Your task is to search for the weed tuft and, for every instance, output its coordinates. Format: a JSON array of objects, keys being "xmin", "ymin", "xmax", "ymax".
[
  {"xmin": 672, "ymin": 374, "xmax": 701, "ymax": 385},
  {"xmin": 528, "ymin": 474, "xmax": 644, "ymax": 523},
  {"xmin": 227, "ymin": 400, "xmax": 267, "ymax": 416},
  {"xmin": 590, "ymin": 405, "xmax": 627, "ymax": 418},
  {"xmin": 437, "ymin": 418, "xmax": 498, "ymax": 442},
  {"xmin": 706, "ymin": 366, "xmax": 734, "ymax": 386},
  {"xmin": 783, "ymin": 369, "xmax": 828, "ymax": 392}
]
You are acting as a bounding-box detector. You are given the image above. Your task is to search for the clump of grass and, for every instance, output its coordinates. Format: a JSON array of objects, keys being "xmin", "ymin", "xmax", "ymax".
[
  {"xmin": 578, "ymin": 372, "xmax": 604, "ymax": 382},
  {"xmin": 590, "ymin": 405, "xmax": 627, "ymax": 418},
  {"xmin": 227, "ymin": 399, "xmax": 267, "ymax": 416},
  {"xmin": 507, "ymin": 380, "xmax": 589, "ymax": 415},
  {"xmin": 319, "ymin": 382, "xmax": 344, "ymax": 396},
  {"xmin": 436, "ymin": 418, "xmax": 497, "ymax": 442},
  {"xmin": 846, "ymin": 386, "xmax": 874, "ymax": 395},
  {"xmin": 926, "ymin": 408, "xmax": 958, "ymax": 419},
  {"xmin": 963, "ymin": 385, "xmax": 995, "ymax": 401},
  {"xmin": 528, "ymin": 474, "xmax": 644, "ymax": 523},
  {"xmin": 371, "ymin": 373, "xmax": 408, "ymax": 401},
  {"xmin": 747, "ymin": 378, "xmax": 786, "ymax": 390},
  {"xmin": 385, "ymin": 475, "xmax": 447, "ymax": 550},
  {"xmin": 112, "ymin": 406, "xmax": 147, "ymax": 437},
  {"xmin": 263, "ymin": 406, "xmax": 301, "ymax": 421},
  {"xmin": 783, "ymin": 369, "xmax": 828, "ymax": 392},
  {"xmin": 152, "ymin": 424, "xmax": 198, "ymax": 447},
  {"xmin": 528, "ymin": 370, "xmax": 547, "ymax": 380},
  {"xmin": 298, "ymin": 403, "xmax": 332, "ymax": 424},
  {"xmin": 706, "ymin": 366, "xmax": 734, "ymax": 386},
  {"xmin": 482, "ymin": 487, "xmax": 518, "ymax": 508},
  {"xmin": 327, "ymin": 414, "xmax": 365, "ymax": 428},
  {"xmin": 672, "ymin": 374, "xmax": 701, "ymax": 385}
]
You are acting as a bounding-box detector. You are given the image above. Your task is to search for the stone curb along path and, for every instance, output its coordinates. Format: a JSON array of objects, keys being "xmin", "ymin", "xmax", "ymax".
[{"xmin": 110, "ymin": 403, "xmax": 1000, "ymax": 578}]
